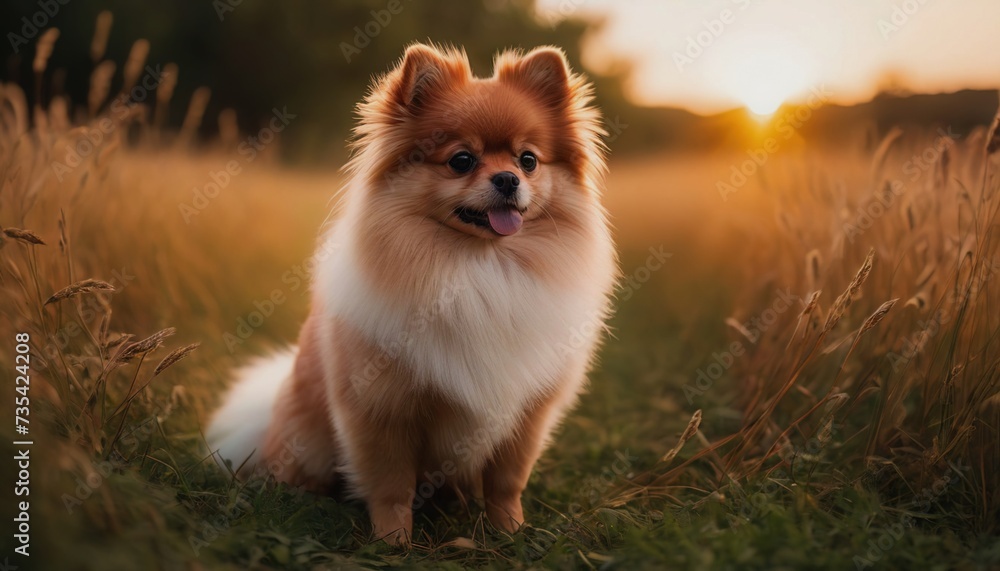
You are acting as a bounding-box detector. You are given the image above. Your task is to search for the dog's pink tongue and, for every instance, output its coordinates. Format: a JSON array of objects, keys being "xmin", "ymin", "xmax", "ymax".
[{"xmin": 487, "ymin": 207, "xmax": 523, "ymax": 236}]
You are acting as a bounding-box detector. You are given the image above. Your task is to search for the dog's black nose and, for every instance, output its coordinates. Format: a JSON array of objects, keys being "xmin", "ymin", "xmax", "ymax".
[{"xmin": 491, "ymin": 171, "xmax": 520, "ymax": 197}]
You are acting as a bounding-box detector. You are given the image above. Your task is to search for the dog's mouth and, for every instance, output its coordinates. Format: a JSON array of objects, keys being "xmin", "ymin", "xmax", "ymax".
[{"xmin": 453, "ymin": 206, "xmax": 524, "ymax": 236}]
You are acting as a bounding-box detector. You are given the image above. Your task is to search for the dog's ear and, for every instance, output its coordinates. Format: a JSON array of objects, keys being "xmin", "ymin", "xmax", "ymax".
[
  {"xmin": 392, "ymin": 44, "xmax": 454, "ymax": 110},
  {"xmin": 496, "ymin": 47, "xmax": 573, "ymax": 109}
]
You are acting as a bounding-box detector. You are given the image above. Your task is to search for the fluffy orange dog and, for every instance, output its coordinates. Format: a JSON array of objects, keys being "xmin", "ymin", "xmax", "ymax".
[{"xmin": 208, "ymin": 43, "xmax": 616, "ymax": 545}]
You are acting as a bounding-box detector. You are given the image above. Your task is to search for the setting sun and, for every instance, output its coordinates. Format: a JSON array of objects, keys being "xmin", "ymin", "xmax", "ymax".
[
  {"xmin": 743, "ymin": 90, "xmax": 783, "ymax": 116},
  {"xmin": 714, "ymin": 42, "xmax": 814, "ymax": 117}
]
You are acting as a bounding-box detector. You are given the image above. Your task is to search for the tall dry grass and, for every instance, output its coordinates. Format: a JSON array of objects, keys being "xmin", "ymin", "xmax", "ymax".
[
  {"xmin": 602, "ymin": 107, "xmax": 1000, "ymax": 539},
  {"xmin": 638, "ymin": 113, "xmax": 1000, "ymax": 531},
  {"xmin": 1, "ymin": 27, "xmax": 201, "ymax": 486},
  {"xmin": 0, "ymin": 23, "xmax": 331, "ymax": 560}
]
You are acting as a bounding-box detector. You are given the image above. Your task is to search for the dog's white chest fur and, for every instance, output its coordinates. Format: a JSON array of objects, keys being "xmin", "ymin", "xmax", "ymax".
[{"xmin": 317, "ymin": 222, "xmax": 608, "ymax": 445}]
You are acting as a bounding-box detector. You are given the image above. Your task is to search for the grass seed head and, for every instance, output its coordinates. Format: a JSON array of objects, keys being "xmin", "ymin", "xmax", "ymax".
[
  {"xmin": 661, "ymin": 409, "xmax": 702, "ymax": 464},
  {"xmin": 33, "ymin": 28, "xmax": 60, "ymax": 74},
  {"xmin": 860, "ymin": 298, "xmax": 899, "ymax": 334},
  {"xmin": 90, "ymin": 11, "xmax": 114, "ymax": 63},
  {"xmin": 806, "ymin": 249, "xmax": 822, "ymax": 291},
  {"xmin": 88, "ymin": 61, "xmax": 117, "ymax": 116},
  {"xmin": 45, "ymin": 279, "xmax": 116, "ymax": 305},
  {"xmin": 153, "ymin": 343, "xmax": 200, "ymax": 376},
  {"xmin": 823, "ymin": 248, "xmax": 875, "ymax": 332},
  {"xmin": 115, "ymin": 327, "xmax": 176, "ymax": 363},
  {"xmin": 123, "ymin": 39, "xmax": 150, "ymax": 92},
  {"xmin": 2, "ymin": 227, "xmax": 46, "ymax": 245},
  {"xmin": 800, "ymin": 290, "xmax": 822, "ymax": 318}
]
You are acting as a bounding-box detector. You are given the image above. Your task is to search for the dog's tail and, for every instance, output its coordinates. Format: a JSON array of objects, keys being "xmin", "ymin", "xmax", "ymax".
[{"xmin": 206, "ymin": 348, "xmax": 296, "ymax": 476}]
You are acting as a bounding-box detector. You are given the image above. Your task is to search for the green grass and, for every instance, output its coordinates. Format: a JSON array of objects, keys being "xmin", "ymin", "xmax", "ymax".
[
  {"xmin": 2, "ymin": 90, "xmax": 999, "ymax": 568},
  {"xmin": 3, "ymin": 240, "xmax": 994, "ymax": 570}
]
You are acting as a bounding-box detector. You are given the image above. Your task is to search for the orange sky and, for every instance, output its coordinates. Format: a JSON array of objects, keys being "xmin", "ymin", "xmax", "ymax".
[{"xmin": 536, "ymin": 0, "xmax": 1000, "ymax": 114}]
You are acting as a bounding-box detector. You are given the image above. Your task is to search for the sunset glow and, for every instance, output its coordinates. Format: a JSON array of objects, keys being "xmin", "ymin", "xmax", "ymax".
[
  {"xmin": 537, "ymin": 0, "xmax": 1000, "ymax": 114},
  {"xmin": 712, "ymin": 42, "xmax": 815, "ymax": 116}
]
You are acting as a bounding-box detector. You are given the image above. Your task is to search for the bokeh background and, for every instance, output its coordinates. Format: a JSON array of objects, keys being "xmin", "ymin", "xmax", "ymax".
[
  {"xmin": 4, "ymin": 0, "xmax": 999, "ymax": 161},
  {"xmin": 1, "ymin": 1, "xmax": 999, "ymax": 569}
]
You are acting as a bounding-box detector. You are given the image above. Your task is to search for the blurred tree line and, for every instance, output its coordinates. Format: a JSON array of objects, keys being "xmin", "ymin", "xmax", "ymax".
[
  {"xmin": 1, "ymin": 0, "xmax": 667, "ymax": 163},
  {"xmin": 6, "ymin": 0, "xmax": 995, "ymax": 163}
]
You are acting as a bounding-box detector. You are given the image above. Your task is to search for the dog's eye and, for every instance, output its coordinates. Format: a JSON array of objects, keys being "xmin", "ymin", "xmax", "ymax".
[
  {"xmin": 519, "ymin": 151, "xmax": 537, "ymax": 173},
  {"xmin": 448, "ymin": 152, "xmax": 476, "ymax": 174}
]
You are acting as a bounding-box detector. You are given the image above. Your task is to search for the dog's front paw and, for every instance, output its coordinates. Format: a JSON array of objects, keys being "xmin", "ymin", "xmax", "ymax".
[
  {"xmin": 370, "ymin": 500, "xmax": 413, "ymax": 547},
  {"xmin": 376, "ymin": 526, "xmax": 411, "ymax": 548},
  {"xmin": 486, "ymin": 496, "xmax": 525, "ymax": 534}
]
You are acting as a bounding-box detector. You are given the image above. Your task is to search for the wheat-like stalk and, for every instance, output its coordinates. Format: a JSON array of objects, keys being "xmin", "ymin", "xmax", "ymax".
[
  {"xmin": 823, "ymin": 248, "xmax": 875, "ymax": 333},
  {"xmin": 90, "ymin": 11, "xmax": 114, "ymax": 63},
  {"xmin": 937, "ymin": 139, "xmax": 952, "ymax": 188},
  {"xmin": 806, "ymin": 249, "xmax": 822, "ymax": 292},
  {"xmin": 48, "ymin": 96, "xmax": 70, "ymax": 131},
  {"xmin": 114, "ymin": 328, "xmax": 176, "ymax": 363},
  {"xmin": 870, "ymin": 127, "xmax": 903, "ymax": 184},
  {"xmin": 103, "ymin": 333, "xmax": 134, "ymax": 352},
  {"xmin": 157, "ymin": 63, "xmax": 179, "ymax": 106},
  {"xmin": 661, "ymin": 409, "xmax": 702, "ymax": 464},
  {"xmin": 1, "ymin": 83, "xmax": 30, "ymax": 136},
  {"xmin": 860, "ymin": 298, "xmax": 899, "ymax": 334},
  {"xmin": 218, "ymin": 108, "xmax": 240, "ymax": 148},
  {"xmin": 177, "ymin": 87, "xmax": 212, "ymax": 148},
  {"xmin": 32, "ymin": 28, "xmax": 60, "ymax": 75},
  {"xmin": 2, "ymin": 227, "xmax": 46, "ymax": 245},
  {"xmin": 88, "ymin": 61, "xmax": 117, "ymax": 117},
  {"xmin": 152, "ymin": 343, "xmax": 200, "ymax": 376},
  {"xmin": 122, "ymin": 39, "xmax": 151, "ymax": 94},
  {"xmin": 800, "ymin": 290, "xmax": 822, "ymax": 319},
  {"xmin": 153, "ymin": 63, "xmax": 179, "ymax": 134},
  {"xmin": 44, "ymin": 278, "xmax": 116, "ymax": 305}
]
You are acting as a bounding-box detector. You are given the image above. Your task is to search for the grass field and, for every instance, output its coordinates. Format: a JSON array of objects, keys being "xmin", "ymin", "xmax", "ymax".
[{"xmin": 2, "ymin": 76, "xmax": 1000, "ymax": 570}]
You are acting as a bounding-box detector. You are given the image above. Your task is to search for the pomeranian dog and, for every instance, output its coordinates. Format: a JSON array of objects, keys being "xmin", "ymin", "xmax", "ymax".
[{"xmin": 207, "ymin": 43, "xmax": 617, "ymax": 545}]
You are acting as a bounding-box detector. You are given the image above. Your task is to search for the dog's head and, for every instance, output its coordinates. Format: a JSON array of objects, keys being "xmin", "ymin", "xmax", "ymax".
[{"xmin": 350, "ymin": 43, "xmax": 606, "ymax": 242}]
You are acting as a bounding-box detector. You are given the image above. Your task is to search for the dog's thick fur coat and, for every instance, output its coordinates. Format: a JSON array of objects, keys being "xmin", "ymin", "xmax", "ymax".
[{"xmin": 208, "ymin": 43, "xmax": 616, "ymax": 544}]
